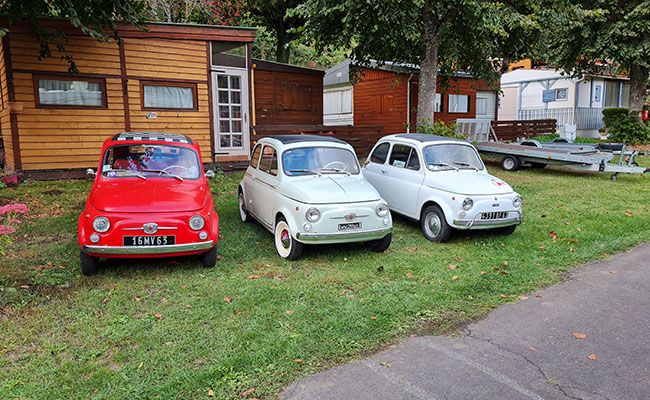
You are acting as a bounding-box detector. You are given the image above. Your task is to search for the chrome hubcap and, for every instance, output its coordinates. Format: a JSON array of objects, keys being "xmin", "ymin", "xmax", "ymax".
[
  {"xmin": 425, "ymin": 213, "xmax": 441, "ymax": 237},
  {"xmin": 280, "ymin": 229, "xmax": 291, "ymax": 249},
  {"xmin": 504, "ymin": 158, "xmax": 515, "ymax": 169}
]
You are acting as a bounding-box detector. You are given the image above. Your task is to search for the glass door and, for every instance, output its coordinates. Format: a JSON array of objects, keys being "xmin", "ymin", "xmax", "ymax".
[{"xmin": 212, "ymin": 68, "xmax": 250, "ymax": 157}]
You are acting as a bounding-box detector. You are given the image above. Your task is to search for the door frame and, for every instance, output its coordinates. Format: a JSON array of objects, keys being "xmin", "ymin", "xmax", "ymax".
[{"xmin": 211, "ymin": 66, "xmax": 251, "ymax": 157}]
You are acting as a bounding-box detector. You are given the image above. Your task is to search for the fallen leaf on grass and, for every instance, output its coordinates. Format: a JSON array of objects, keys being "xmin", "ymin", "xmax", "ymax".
[
  {"xmin": 224, "ymin": 296, "xmax": 232, "ymax": 304},
  {"xmin": 292, "ymin": 359, "xmax": 304, "ymax": 364},
  {"xmin": 370, "ymin": 316, "xmax": 377, "ymax": 320},
  {"xmin": 539, "ymin": 243, "xmax": 546, "ymax": 251},
  {"xmin": 339, "ymin": 289, "xmax": 348, "ymax": 297},
  {"xmin": 448, "ymin": 264, "xmax": 457, "ymax": 270},
  {"xmin": 208, "ymin": 388, "xmax": 215, "ymax": 397},
  {"xmin": 625, "ymin": 210, "xmax": 633, "ymax": 217},
  {"xmin": 549, "ymin": 231, "xmax": 558, "ymax": 242},
  {"xmin": 134, "ymin": 296, "xmax": 141, "ymax": 302},
  {"xmin": 518, "ymin": 295, "xmax": 529, "ymax": 301},
  {"xmin": 343, "ymin": 257, "xmax": 348, "ymax": 262},
  {"xmin": 285, "ymin": 309, "xmax": 294, "ymax": 316},
  {"xmin": 216, "ymin": 255, "xmax": 222, "ymax": 261},
  {"xmin": 503, "ymin": 261, "xmax": 509, "ymax": 268},
  {"xmin": 572, "ymin": 332, "xmax": 587, "ymax": 340},
  {"xmin": 451, "ymin": 275, "xmax": 459, "ymax": 281},
  {"xmin": 499, "ymin": 294, "xmax": 511, "ymax": 298},
  {"xmin": 454, "ymin": 255, "xmax": 462, "ymax": 262},
  {"xmin": 154, "ymin": 313, "xmax": 163, "ymax": 320},
  {"xmin": 19, "ymin": 285, "xmax": 30, "ymax": 289},
  {"xmin": 405, "ymin": 272, "xmax": 413, "ymax": 278},
  {"xmin": 480, "ymin": 271, "xmax": 487, "ymax": 275},
  {"xmin": 246, "ymin": 275, "xmax": 261, "ymax": 280},
  {"xmin": 587, "ymin": 353, "xmax": 598, "ymax": 361},
  {"xmin": 240, "ymin": 388, "xmax": 255, "ymax": 398}
]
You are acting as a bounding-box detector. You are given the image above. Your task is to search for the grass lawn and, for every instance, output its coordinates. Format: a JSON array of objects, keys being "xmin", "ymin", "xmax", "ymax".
[{"xmin": 1, "ymin": 160, "xmax": 649, "ymax": 399}]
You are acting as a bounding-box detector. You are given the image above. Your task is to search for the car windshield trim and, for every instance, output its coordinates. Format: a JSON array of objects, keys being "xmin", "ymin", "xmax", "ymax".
[
  {"xmin": 101, "ymin": 144, "xmax": 202, "ymax": 180},
  {"xmin": 423, "ymin": 143, "xmax": 484, "ymax": 172},
  {"xmin": 282, "ymin": 146, "xmax": 361, "ymax": 177}
]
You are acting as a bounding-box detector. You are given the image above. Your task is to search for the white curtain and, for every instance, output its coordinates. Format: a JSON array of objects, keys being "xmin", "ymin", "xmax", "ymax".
[
  {"xmin": 144, "ymin": 85, "xmax": 194, "ymax": 109},
  {"xmin": 38, "ymin": 79, "xmax": 102, "ymax": 106},
  {"xmin": 448, "ymin": 94, "xmax": 469, "ymax": 113}
]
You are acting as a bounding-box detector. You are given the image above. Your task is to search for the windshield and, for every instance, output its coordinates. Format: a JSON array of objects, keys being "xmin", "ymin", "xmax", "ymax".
[
  {"xmin": 282, "ymin": 146, "xmax": 360, "ymax": 176},
  {"xmin": 423, "ymin": 144, "xmax": 484, "ymax": 171},
  {"xmin": 102, "ymin": 144, "xmax": 201, "ymax": 179}
]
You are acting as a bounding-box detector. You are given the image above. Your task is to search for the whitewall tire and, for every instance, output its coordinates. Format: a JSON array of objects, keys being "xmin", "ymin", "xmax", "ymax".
[
  {"xmin": 274, "ymin": 217, "xmax": 303, "ymax": 260},
  {"xmin": 239, "ymin": 190, "xmax": 250, "ymax": 223}
]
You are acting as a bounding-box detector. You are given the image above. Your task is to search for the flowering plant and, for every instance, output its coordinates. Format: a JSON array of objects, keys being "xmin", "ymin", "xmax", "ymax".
[{"xmin": 0, "ymin": 202, "xmax": 28, "ymax": 256}]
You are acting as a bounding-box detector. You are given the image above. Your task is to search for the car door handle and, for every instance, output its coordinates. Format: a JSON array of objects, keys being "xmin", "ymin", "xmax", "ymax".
[{"xmin": 380, "ymin": 169, "xmax": 388, "ymax": 174}]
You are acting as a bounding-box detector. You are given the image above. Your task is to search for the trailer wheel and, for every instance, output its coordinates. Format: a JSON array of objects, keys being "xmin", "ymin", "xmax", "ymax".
[
  {"xmin": 611, "ymin": 173, "xmax": 618, "ymax": 181},
  {"xmin": 501, "ymin": 156, "xmax": 521, "ymax": 171}
]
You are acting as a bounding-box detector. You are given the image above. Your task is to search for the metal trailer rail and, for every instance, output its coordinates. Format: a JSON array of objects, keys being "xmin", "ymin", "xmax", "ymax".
[{"xmin": 475, "ymin": 141, "xmax": 649, "ymax": 180}]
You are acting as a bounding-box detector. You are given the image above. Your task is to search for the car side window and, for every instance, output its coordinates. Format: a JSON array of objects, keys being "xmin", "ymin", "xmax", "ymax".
[
  {"xmin": 250, "ymin": 145, "xmax": 262, "ymax": 168},
  {"xmin": 389, "ymin": 144, "xmax": 420, "ymax": 171},
  {"xmin": 259, "ymin": 145, "xmax": 278, "ymax": 176},
  {"xmin": 370, "ymin": 142, "xmax": 390, "ymax": 164}
]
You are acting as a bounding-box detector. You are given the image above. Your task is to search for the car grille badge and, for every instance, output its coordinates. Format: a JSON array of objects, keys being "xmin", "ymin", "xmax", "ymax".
[{"xmin": 143, "ymin": 223, "xmax": 158, "ymax": 234}]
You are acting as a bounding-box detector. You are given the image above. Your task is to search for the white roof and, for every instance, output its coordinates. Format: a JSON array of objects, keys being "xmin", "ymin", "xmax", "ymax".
[{"xmin": 500, "ymin": 69, "xmax": 568, "ymax": 84}]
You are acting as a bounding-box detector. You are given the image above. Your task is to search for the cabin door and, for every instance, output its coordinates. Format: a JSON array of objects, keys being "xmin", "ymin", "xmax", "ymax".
[{"xmin": 212, "ymin": 68, "xmax": 250, "ymax": 157}]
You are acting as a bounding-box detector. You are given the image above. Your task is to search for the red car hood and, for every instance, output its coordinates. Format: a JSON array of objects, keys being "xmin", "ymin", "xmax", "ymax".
[{"xmin": 89, "ymin": 179, "xmax": 210, "ymax": 213}]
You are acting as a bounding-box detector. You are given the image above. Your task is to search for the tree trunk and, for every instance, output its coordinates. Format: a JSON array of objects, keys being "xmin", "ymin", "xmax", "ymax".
[
  {"xmin": 416, "ymin": 16, "xmax": 439, "ymax": 129},
  {"xmin": 628, "ymin": 64, "xmax": 648, "ymax": 121},
  {"xmin": 275, "ymin": 27, "xmax": 290, "ymax": 63}
]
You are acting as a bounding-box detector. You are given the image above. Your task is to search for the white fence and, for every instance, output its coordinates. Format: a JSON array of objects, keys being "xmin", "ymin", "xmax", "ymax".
[
  {"xmin": 518, "ymin": 107, "xmax": 605, "ymax": 130},
  {"xmin": 455, "ymin": 118, "xmax": 493, "ymax": 142}
]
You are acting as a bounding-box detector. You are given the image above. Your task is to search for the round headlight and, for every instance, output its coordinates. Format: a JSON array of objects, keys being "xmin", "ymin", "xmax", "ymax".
[
  {"xmin": 462, "ymin": 198, "xmax": 474, "ymax": 211},
  {"xmin": 92, "ymin": 216, "xmax": 110, "ymax": 233},
  {"xmin": 305, "ymin": 208, "xmax": 320, "ymax": 222},
  {"xmin": 189, "ymin": 215, "xmax": 205, "ymax": 230},
  {"xmin": 513, "ymin": 195, "xmax": 522, "ymax": 208},
  {"xmin": 376, "ymin": 203, "xmax": 389, "ymax": 217}
]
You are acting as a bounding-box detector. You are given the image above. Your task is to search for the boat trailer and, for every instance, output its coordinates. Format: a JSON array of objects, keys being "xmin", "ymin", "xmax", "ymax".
[{"xmin": 475, "ymin": 140, "xmax": 649, "ymax": 180}]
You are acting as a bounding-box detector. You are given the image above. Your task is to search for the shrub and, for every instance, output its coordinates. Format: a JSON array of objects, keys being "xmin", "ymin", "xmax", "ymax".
[
  {"xmin": 416, "ymin": 119, "xmax": 460, "ymax": 138},
  {"xmin": 602, "ymin": 108, "xmax": 631, "ymax": 129},
  {"xmin": 607, "ymin": 117, "xmax": 650, "ymax": 145}
]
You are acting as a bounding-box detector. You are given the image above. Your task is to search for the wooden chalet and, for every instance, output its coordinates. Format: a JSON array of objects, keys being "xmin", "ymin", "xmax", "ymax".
[{"xmin": 0, "ymin": 19, "xmax": 330, "ymax": 175}]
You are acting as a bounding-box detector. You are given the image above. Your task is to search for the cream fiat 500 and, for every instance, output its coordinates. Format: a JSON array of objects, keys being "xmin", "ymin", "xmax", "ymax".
[
  {"xmin": 238, "ymin": 135, "xmax": 393, "ymax": 260},
  {"xmin": 363, "ymin": 134, "xmax": 522, "ymax": 242}
]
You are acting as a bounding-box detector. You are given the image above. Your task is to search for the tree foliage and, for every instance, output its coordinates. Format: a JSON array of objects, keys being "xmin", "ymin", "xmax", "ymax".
[
  {"xmin": 541, "ymin": 0, "xmax": 650, "ymax": 118},
  {"xmin": 0, "ymin": 0, "xmax": 146, "ymax": 72},
  {"xmin": 298, "ymin": 0, "xmax": 540, "ymax": 125}
]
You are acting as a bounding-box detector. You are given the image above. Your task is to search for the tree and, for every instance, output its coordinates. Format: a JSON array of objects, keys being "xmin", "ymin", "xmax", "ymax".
[
  {"xmin": 542, "ymin": 0, "xmax": 650, "ymax": 120},
  {"xmin": 144, "ymin": 0, "xmax": 213, "ymax": 23},
  {"xmin": 245, "ymin": 1, "xmax": 306, "ymax": 63},
  {"xmin": 0, "ymin": 0, "xmax": 146, "ymax": 72},
  {"xmin": 299, "ymin": 0, "xmax": 539, "ymax": 128}
]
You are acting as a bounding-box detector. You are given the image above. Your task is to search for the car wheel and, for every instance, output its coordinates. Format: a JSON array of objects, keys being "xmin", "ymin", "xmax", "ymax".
[
  {"xmin": 80, "ymin": 251, "xmax": 98, "ymax": 276},
  {"xmin": 238, "ymin": 190, "xmax": 250, "ymax": 223},
  {"xmin": 369, "ymin": 233, "xmax": 392, "ymax": 252},
  {"xmin": 201, "ymin": 245, "xmax": 218, "ymax": 268},
  {"xmin": 274, "ymin": 217, "xmax": 303, "ymax": 260},
  {"xmin": 501, "ymin": 156, "xmax": 521, "ymax": 171},
  {"xmin": 421, "ymin": 205, "xmax": 451, "ymax": 243},
  {"xmin": 495, "ymin": 225, "xmax": 517, "ymax": 235}
]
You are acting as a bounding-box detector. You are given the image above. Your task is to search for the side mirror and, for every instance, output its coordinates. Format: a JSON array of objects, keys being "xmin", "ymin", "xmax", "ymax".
[
  {"xmin": 86, "ymin": 168, "xmax": 96, "ymax": 176},
  {"xmin": 205, "ymin": 170, "xmax": 215, "ymax": 179}
]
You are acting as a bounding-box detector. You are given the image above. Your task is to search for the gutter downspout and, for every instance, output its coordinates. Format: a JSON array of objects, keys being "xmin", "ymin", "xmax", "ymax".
[{"xmin": 406, "ymin": 72, "xmax": 413, "ymax": 132}]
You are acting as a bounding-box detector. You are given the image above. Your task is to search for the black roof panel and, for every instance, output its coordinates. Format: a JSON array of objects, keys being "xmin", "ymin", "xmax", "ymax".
[
  {"xmin": 265, "ymin": 135, "xmax": 347, "ymax": 145},
  {"xmin": 394, "ymin": 133, "xmax": 464, "ymax": 143}
]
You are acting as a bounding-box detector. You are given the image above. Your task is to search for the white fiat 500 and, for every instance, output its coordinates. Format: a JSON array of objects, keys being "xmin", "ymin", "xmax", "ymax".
[
  {"xmin": 363, "ymin": 134, "xmax": 522, "ymax": 242},
  {"xmin": 239, "ymin": 135, "xmax": 393, "ymax": 260}
]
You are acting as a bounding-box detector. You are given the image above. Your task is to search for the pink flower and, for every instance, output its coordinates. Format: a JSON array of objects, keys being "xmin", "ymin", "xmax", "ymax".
[
  {"xmin": 8, "ymin": 218, "xmax": 22, "ymax": 225},
  {"xmin": 0, "ymin": 225, "xmax": 15, "ymax": 235},
  {"xmin": 0, "ymin": 203, "xmax": 29, "ymax": 216}
]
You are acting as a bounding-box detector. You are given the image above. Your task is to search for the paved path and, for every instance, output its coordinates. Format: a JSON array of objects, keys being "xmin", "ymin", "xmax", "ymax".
[{"xmin": 283, "ymin": 243, "xmax": 650, "ymax": 400}]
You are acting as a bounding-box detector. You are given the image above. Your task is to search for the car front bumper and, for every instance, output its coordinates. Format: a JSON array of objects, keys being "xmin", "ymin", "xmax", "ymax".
[
  {"xmin": 296, "ymin": 226, "xmax": 391, "ymax": 244},
  {"xmin": 82, "ymin": 240, "xmax": 214, "ymax": 255},
  {"xmin": 453, "ymin": 210, "xmax": 522, "ymax": 229}
]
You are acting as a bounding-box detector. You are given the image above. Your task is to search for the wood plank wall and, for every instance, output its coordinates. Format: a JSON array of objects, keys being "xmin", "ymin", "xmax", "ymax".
[
  {"xmin": 6, "ymin": 33, "xmax": 212, "ymax": 170},
  {"xmin": 0, "ymin": 39, "xmax": 14, "ymax": 170},
  {"xmin": 254, "ymin": 69, "xmax": 323, "ymax": 126}
]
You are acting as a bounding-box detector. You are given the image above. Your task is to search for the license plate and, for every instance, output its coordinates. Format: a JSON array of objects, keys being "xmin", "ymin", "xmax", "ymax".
[
  {"xmin": 123, "ymin": 235, "xmax": 175, "ymax": 246},
  {"xmin": 338, "ymin": 222, "xmax": 361, "ymax": 231}
]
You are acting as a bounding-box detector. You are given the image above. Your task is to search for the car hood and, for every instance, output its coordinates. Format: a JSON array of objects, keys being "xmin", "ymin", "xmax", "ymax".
[
  {"xmin": 425, "ymin": 170, "xmax": 514, "ymax": 195},
  {"xmin": 281, "ymin": 174, "xmax": 381, "ymax": 204},
  {"xmin": 89, "ymin": 179, "xmax": 210, "ymax": 213}
]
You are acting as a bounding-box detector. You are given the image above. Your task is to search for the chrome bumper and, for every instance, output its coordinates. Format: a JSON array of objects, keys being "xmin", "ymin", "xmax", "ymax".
[
  {"xmin": 453, "ymin": 211, "xmax": 522, "ymax": 229},
  {"xmin": 296, "ymin": 227, "xmax": 391, "ymax": 244},
  {"xmin": 83, "ymin": 240, "xmax": 214, "ymax": 255}
]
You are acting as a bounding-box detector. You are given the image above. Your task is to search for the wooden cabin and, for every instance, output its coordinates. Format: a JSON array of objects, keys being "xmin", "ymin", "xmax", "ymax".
[
  {"xmin": 0, "ymin": 20, "xmax": 328, "ymax": 176},
  {"xmin": 324, "ymin": 60, "xmax": 499, "ymax": 133}
]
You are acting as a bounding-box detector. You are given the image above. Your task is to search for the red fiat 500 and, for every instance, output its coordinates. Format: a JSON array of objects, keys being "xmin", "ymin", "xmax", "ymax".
[{"xmin": 78, "ymin": 132, "xmax": 219, "ymax": 275}]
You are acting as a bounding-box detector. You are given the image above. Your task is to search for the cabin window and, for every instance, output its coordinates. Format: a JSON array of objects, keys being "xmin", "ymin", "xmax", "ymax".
[
  {"xmin": 212, "ymin": 42, "xmax": 247, "ymax": 69},
  {"xmin": 141, "ymin": 81, "xmax": 197, "ymax": 110},
  {"xmin": 389, "ymin": 144, "xmax": 419, "ymax": 170},
  {"xmin": 434, "ymin": 93, "xmax": 442, "ymax": 112},
  {"xmin": 448, "ymin": 94, "xmax": 469, "ymax": 113},
  {"xmin": 259, "ymin": 145, "xmax": 278, "ymax": 176},
  {"xmin": 35, "ymin": 76, "xmax": 106, "ymax": 108},
  {"xmin": 555, "ymin": 88, "xmax": 568, "ymax": 101},
  {"xmin": 370, "ymin": 142, "xmax": 390, "ymax": 164},
  {"xmin": 250, "ymin": 144, "xmax": 262, "ymax": 168}
]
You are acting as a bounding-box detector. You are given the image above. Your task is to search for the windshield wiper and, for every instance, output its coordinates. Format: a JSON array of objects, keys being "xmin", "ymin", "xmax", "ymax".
[
  {"xmin": 141, "ymin": 169, "xmax": 184, "ymax": 181},
  {"xmin": 108, "ymin": 168, "xmax": 147, "ymax": 180},
  {"xmin": 453, "ymin": 162, "xmax": 478, "ymax": 171},
  {"xmin": 429, "ymin": 163, "xmax": 459, "ymax": 171},
  {"xmin": 319, "ymin": 167, "xmax": 350, "ymax": 176},
  {"xmin": 287, "ymin": 169, "xmax": 321, "ymax": 176}
]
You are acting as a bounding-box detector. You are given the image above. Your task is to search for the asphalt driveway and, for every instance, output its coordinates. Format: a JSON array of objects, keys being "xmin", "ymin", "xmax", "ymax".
[{"xmin": 283, "ymin": 242, "xmax": 650, "ymax": 400}]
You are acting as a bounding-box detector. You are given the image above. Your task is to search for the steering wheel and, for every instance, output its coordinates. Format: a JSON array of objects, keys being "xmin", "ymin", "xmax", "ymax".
[
  {"xmin": 160, "ymin": 165, "xmax": 192, "ymax": 176},
  {"xmin": 322, "ymin": 161, "xmax": 348, "ymax": 172}
]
